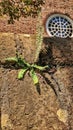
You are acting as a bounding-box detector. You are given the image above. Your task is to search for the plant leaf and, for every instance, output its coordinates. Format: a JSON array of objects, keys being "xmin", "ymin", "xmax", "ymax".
[
  {"xmin": 30, "ymin": 69, "xmax": 39, "ymax": 85},
  {"xmin": 23, "ymin": 59, "xmax": 30, "ymax": 67},
  {"xmin": 5, "ymin": 57, "xmax": 18, "ymax": 63},
  {"xmin": 17, "ymin": 57, "xmax": 30, "ymax": 67},
  {"xmin": 32, "ymin": 64, "xmax": 49, "ymax": 71},
  {"xmin": 18, "ymin": 68, "xmax": 28, "ymax": 79}
]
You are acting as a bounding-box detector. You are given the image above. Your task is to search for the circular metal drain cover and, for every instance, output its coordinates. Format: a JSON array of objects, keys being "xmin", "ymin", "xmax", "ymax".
[{"xmin": 46, "ymin": 14, "xmax": 73, "ymax": 38}]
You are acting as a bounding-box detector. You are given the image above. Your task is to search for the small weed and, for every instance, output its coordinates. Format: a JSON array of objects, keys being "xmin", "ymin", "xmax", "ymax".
[{"xmin": 5, "ymin": 56, "xmax": 49, "ymax": 86}]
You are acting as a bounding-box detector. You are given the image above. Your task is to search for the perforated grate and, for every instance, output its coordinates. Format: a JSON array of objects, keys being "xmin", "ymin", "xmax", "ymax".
[{"xmin": 46, "ymin": 14, "xmax": 73, "ymax": 38}]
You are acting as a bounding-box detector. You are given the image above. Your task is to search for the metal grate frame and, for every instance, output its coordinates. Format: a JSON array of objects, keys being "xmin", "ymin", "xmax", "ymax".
[{"xmin": 46, "ymin": 14, "xmax": 73, "ymax": 38}]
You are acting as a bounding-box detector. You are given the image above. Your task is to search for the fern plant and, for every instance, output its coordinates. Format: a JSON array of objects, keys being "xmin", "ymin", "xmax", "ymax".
[
  {"xmin": 5, "ymin": 56, "xmax": 49, "ymax": 85},
  {"xmin": 2, "ymin": 11, "xmax": 50, "ymax": 90}
]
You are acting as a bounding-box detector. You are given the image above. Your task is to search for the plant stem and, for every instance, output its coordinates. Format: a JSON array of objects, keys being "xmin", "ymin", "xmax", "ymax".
[{"xmin": 34, "ymin": 11, "xmax": 44, "ymax": 63}]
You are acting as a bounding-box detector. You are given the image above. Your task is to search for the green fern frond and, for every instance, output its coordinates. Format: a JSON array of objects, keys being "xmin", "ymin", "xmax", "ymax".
[
  {"xmin": 18, "ymin": 68, "xmax": 28, "ymax": 79},
  {"xmin": 30, "ymin": 68, "xmax": 39, "ymax": 85}
]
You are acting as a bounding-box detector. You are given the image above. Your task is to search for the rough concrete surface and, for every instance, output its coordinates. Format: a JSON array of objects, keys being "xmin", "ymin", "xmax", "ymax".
[{"xmin": 0, "ymin": 33, "xmax": 73, "ymax": 130}]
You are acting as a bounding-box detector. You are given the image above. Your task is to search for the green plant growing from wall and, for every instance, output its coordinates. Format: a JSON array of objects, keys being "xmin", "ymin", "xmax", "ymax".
[
  {"xmin": 0, "ymin": 2, "xmax": 50, "ymax": 88},
  {"xmin": 4, "ymin": 11, "xmax": 50, "ymax": 90},
  {"xmin": 0, "ymin": 0, "xmax": 57, "ymax": 94},
  {"xmin": 5, "ymin": 56, "xmax": 49, "ymax": 85}
]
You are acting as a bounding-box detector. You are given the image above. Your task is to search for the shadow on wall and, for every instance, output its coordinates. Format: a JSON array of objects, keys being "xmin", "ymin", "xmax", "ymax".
[{"xmin": 38, "ymin": 37, "xmax": 73, "ymax": 67}]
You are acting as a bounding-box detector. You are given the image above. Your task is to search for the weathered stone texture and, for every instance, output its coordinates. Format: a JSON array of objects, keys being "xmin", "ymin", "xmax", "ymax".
[
  {"xmin": 0, "ymin": 33, "xmax": 16, "ymax": 61},
  {"xmin": 0, "ymin": 33, "xmax": 73, "ymax": 130},
  {"xmin": 0, "ymin": 0, "xmax": 73, "ymax": 129}
]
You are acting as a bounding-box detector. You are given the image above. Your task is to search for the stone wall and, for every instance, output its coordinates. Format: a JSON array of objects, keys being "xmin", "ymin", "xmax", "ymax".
[
  {"xmin": 0, "ymin": 0, "xmax": 73, "ymax": 35},
  {"xmin": 0, "ymin": 0, "xmax": 73, "ymax": 129},
  {"xmin": 42, "ymin": 0, "xmax": 73, "ymax": 36},
  {"xmin": 0, "ymin": 33, "xmax": 73, "ymax": 130}
]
